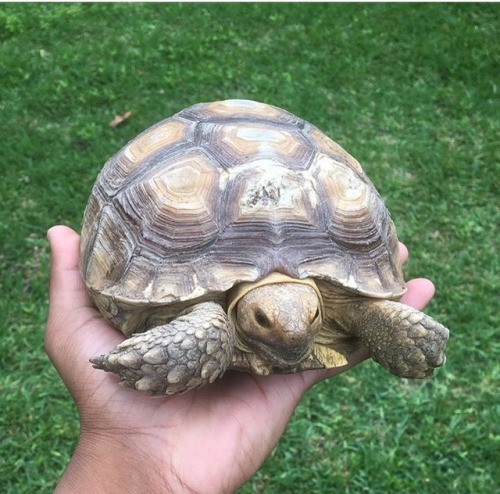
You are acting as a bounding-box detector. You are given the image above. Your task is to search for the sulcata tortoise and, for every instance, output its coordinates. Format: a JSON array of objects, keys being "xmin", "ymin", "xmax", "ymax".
[{"xmin": 81, "ymin": 99, "xmax": 449, "ymax": 395}]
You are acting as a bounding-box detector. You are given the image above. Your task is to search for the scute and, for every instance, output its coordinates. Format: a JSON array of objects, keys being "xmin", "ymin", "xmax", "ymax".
[
  {"xmin": 81, "ymin": 99, "xmax": 406, "ymax": 334},
  {"xmin": 200, "ymin": 122, "xmax": 315, "ymax": 169},
  {"xmin": 117, "ymin": 148, "xmax": 221, "ymax": 251},
  {"xmin": 99, "ymin": 119, "xmax": 193, "ymax": 197},
  {"xmin": 180, "ymin": 99, "xmax": 302, "ymax": 125}
]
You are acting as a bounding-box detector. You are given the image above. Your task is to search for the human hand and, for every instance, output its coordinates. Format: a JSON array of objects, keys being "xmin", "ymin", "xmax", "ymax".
[{"xmin": 45, "ymin": 225, "xmax": 436, "ymax": 494}]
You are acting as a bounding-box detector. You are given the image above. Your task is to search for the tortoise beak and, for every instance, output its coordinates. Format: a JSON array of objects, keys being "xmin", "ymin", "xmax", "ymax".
[{"xmin": 254, "ymin": 336, "xmax": 315, "ymax": 367}]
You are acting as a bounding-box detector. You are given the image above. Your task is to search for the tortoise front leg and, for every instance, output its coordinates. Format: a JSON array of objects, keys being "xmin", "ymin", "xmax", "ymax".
[
  {"xmin": 338, "ymin": 300, "xmax": 449, "ymax": 378},
  {"xmin": 90, "ymin": 302, "xmax": 234, "ymax": 395}
]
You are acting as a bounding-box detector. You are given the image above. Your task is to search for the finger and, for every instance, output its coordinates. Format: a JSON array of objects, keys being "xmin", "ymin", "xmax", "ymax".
[
  {"xmin": 301, "ymin": 277, "xmax": 435, "ymax": 391},
  {"xmin": 45, "ymin": 226, "xmax": 125, "ymax": 400},
  {"xmin": 299, "ymin": 346, "xmax": 370, "ymax": 389},
  {"xmin": 47, "ymin": 225, "xmax": 92, "ymax": 313},
  {"xmin": 45, "ymin": 225, "xmax": 123, "ymax": 352},
  {"xmin": 399, "ymin": 242, "xmax": 409, "ymax": 264},
  {"xmin": 400, "ymin": 278, "xmax": 435, "ymax": 311},
  {"xmin": 45, "ymin": 225, "xmax": 95, "ymax": 362}
]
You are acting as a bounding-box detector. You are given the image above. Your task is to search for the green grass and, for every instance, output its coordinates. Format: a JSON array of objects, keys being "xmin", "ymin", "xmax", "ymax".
[{"xmin": 1, "ymin": 3, "xmax": 498, "ymax": 492}]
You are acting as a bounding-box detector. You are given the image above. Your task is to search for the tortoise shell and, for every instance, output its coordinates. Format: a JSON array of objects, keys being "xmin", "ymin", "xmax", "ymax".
[{"xmin": 81, "ymin": 99, "xmax": 405, "ymax": 335}]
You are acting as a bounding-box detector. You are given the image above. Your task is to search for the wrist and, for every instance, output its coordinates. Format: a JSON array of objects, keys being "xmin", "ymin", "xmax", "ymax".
[{"xmin": 55, "ymin": 430, "xmax": 171, "ymax": 494}]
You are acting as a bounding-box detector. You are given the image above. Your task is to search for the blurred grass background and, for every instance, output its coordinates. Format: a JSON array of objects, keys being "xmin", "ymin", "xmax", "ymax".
[{"xmin": 0, "ymin": 3, "xmax": 498, "ymax": 492}]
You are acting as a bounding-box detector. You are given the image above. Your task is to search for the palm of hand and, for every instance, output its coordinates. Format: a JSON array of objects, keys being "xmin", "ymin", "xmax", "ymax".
[{"xmin": 45, "ymin": 226, "xmax": 433, "ymax": 493}]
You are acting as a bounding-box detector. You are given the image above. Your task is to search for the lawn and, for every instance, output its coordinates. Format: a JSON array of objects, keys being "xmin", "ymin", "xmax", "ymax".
[{"xmin": 0, "ymin": 3, "xmax": 498, "ymax": 492}]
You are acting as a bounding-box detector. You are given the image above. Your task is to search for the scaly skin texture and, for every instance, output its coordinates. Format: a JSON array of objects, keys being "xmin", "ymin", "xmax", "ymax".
[
  {"xmin": 90, "ymin": 286, "xmax": 449, "ymax": 393},
  {"xmin": 337, "ymin": 299, "xmax": 449, "ymax": 378},
  {"xmin": 90, "ymin": 302, "xmax": 234, "ymax": 394},
  {"xmin": 90, "ymin": 284, "xmax": 324, "ymax": 394},
  {"xmin": 235, "ymin": 283, "xmax": 322, "ymax": 366}
]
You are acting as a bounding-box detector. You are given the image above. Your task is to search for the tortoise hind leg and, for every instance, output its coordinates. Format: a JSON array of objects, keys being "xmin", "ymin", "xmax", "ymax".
[
  {"xmin": 90, "ymin": 302, "xmax": 234, "ymax": 395},
  {"xmin": 338, "ymin": 300, "xmax": 449, "ymax": 378}
]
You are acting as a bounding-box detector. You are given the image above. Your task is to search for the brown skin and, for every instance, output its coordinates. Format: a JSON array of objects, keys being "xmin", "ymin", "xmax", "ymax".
[{"xmin": 235, "ymin": 283, "xmax": 322, "ymax": 365}]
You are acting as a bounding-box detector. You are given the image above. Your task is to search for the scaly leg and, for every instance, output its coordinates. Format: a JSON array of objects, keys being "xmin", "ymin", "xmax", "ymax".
[
  {"xmin": 90, "ymin": 302, "xmax": 234, "ymax": 394},
  {"xmin": 339, "ymin": 300, "xmax": 449, "ymax": 378}
]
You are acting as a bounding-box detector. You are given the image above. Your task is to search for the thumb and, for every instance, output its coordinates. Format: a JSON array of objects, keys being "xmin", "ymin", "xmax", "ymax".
[
  {"xmin": 45, "ymin": 226, "xmax": 122, "ymax": 395},
  {"xmin": 45, "ymin": 225, "xmax": 94, "ymax": 368},
  {"xmin": 47, "ymin": 225, "xmax": 89, "ymax": 315}
]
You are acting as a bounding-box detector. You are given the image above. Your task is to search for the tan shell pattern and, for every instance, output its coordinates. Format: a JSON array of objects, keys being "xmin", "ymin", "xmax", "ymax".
[{"xmin": 81, "ymin": 100, "xmax": 405, "ymax": 323}]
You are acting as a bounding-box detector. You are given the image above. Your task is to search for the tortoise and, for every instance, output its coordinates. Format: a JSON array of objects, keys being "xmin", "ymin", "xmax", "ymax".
[{"xmin": 81, "ymin": 99, "xmax": 449, "ymax": 395}]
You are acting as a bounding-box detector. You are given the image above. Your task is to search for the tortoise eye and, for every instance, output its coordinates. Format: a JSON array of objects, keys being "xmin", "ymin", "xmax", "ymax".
[
  {"xmin": 254, "ymin": 309, "xmax": 272, "ymax": 329},
  {"xmin": 313, "ymin": 307, "xmax": 320, "ymax": 321}
]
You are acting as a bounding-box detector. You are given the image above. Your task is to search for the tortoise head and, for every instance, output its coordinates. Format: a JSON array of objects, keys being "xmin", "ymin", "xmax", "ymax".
[{"xmin": 230, "ymin": 274, "xmax": 323, "ymax": 366}]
